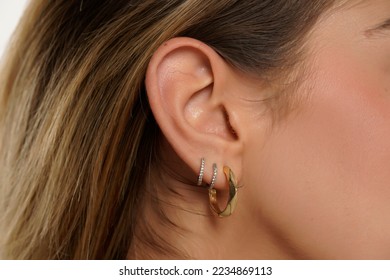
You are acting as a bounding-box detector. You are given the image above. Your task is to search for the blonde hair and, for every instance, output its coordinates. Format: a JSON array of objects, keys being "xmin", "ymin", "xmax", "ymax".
[{"xmin": 0, "ymin": 0, "xmax": 335, "ymax": 259}]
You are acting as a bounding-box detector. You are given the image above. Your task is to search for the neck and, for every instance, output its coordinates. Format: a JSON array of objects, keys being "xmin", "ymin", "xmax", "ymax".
[{"xmin": 129, "ymin": 150, "xmax": 295, "ymax": 259}]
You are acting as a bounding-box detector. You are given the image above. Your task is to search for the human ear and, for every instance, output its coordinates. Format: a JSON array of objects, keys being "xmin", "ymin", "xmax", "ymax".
[{"xmin": 145, "ymin": 37, "xmax": 243, "ymax": 190}]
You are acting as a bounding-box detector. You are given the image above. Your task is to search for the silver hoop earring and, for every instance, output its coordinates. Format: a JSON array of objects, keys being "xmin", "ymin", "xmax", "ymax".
[
  {"xmin": 209, "ymin": 163, "xmax": 217, "ymax": 189},
  {"xmin": 197, "ymin": 158, "xmax": 205, "ymax": 186}
]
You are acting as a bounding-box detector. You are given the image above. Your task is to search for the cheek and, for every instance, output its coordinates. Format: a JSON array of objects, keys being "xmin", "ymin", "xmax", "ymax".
[{"xmin": 244, "ymin": 54, "xmax": 390, "ymax": 258}]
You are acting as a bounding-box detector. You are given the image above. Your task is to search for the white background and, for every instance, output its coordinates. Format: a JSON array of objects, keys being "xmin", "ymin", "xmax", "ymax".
[
  {"xmin": 1, "ymin": 260, "xmax": 390, "ymax": 280},
  {"xmin": 0, "ymin": 0, "xmax": 29, "ymax": 59}
]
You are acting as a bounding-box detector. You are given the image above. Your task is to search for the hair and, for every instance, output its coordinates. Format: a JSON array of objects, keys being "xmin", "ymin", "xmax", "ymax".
[{"xmin": 0, "ymin": 0, "xmax": 337, "ymax": 259}]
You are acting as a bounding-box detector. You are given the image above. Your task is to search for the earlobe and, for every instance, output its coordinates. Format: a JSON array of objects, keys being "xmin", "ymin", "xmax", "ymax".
[{"xmin": 145, "ymin": 37, "xmax": 243, "ymax": 189}]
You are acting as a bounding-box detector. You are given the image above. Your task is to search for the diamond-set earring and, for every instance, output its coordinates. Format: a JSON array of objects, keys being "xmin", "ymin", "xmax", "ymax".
[
  {"xmin": 197, "ymin": 158, "xmax": 205, "ymax": 186},
  {"xmin": 197, "ymin": 158, "xmax": 238, "ymax": 217}
]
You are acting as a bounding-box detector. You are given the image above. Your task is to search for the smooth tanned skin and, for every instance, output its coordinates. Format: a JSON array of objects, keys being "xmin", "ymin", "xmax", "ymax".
[
  {"xmin": 145, "ymin": 0, "xmax": 390, "ymax": 259},
  {"xmin": 249, "ymin": 0, "xmax": 390, "ymax": 259}
]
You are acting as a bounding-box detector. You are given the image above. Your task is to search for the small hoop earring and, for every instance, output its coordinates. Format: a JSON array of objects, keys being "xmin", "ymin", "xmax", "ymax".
[
  {"xmin": 208, "ymin": 166, "xmax": 238, "ymax": 217},
  {"xmin": 209, "ymin": 163, "xmax": 217, "ymax": 189},
  {"xmin": 197, "ymin": 158, "xmax": 205, "ymax": 186}
]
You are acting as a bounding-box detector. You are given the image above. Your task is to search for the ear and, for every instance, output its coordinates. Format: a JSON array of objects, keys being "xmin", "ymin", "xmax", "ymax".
[{"xmin": 145, "ymin": 37, "xmax": 244, "ymax": 189}]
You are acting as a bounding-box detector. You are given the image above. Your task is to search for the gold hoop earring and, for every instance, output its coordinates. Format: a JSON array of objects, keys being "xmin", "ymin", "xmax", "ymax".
[{"xmin": 208, "ymin": 166, "xmax": 238, "ymax": 217}]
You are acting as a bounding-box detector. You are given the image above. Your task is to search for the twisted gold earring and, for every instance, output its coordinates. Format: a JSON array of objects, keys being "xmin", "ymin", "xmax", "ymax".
[{"xmin": 208, "ymin": 166, "xmax": 238, "ymax": 217}]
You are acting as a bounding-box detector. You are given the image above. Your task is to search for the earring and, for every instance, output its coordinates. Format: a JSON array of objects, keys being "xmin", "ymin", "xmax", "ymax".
[
  {"xmin": 208, "ymin": 165, "xmax": 238, "ymax": 217},
  {"xmin": 197, "ymin": 158, "xmax": 205, "ymax": 186},
  {"xmin": 209, "ymin": 163, "xmax": 217, "ymax": 189}
]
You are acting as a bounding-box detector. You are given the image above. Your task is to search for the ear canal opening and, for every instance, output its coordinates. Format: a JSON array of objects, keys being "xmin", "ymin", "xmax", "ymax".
[{"xmin": 222, "ymin": 107, "xmax": 238, "ymax": 140}]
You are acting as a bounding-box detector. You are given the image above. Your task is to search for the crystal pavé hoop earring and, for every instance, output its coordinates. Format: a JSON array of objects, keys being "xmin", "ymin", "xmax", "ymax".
[
  {"xmin": 197, "ymin": 158, "xmax": 205, "ymax": 186},
  {"xmin": 208, "ymin": 165, "xmax": 238, "ymax": 217},
  {"xmin": 209, "ymin": 163, "xmax": 217, "ymax": 189}
]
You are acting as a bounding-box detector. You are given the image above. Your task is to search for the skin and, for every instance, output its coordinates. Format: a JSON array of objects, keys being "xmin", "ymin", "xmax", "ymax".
[
  {"xmin": 143, "ymin": 0, "xmax": 390, "ymax": 259},
  {"xmin": 244, "ymin": 0, "xmax": 390, "ymax": 259}
]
